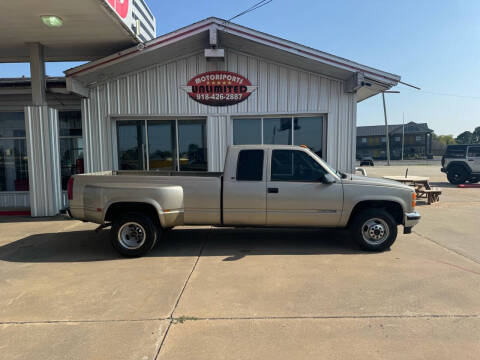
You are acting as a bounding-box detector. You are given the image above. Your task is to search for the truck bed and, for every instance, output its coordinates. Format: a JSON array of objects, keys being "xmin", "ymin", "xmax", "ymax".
[{"xmin": 72, "ymin": 171, "xmax": 223, "ymax": 225}]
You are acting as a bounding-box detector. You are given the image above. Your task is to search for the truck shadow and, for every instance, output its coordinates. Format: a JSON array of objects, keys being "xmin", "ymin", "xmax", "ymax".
[{"xmin": 0, "ymin": 227, "xmax": 371, "ymax": 263}]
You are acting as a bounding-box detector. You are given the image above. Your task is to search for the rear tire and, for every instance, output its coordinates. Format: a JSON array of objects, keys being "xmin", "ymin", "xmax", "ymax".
[
  {"xmin": 350, "ymin": 209, "xmax": 398, "ymax": 251},
  {"xmin": 111, "ymin": 212, "xmax": 159, "ymax": 257},
  {"xmin": 447, "ymin": 167, "xmax": 469, "ymax": 185}
]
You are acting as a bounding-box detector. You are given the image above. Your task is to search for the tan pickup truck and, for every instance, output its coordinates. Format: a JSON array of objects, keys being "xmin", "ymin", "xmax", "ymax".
[{"xmin": 67, "ymin": 145, "xmax": 420, "ymax": 257}]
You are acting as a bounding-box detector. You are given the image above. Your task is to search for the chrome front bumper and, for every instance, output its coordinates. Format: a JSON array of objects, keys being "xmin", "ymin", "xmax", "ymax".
[{"xmin": 404, "ymin": 211, "xmax": 421, "ymax": 230}]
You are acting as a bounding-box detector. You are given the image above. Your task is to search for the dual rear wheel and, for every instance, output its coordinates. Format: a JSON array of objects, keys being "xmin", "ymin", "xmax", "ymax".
[{"xmin": 111, "ymin": 212, "xmax": 160, "ymax": 257}]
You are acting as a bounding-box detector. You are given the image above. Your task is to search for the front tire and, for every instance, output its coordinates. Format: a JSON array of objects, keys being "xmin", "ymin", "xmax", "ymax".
[
  {"xmin": 111, "ymin": 212, "xmax": 159, "ymax": 257},
  {"xmin": 447, "ymin": 167, "xmax": 468, "ymax": 185},
  {"xmin": 351, "ymin": 209, "xmax": 398, "ymax": 251}
]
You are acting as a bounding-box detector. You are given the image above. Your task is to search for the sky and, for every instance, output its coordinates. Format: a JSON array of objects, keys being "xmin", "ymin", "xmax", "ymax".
[{"xmin": 1, "ymin": 0, "xmax": 479, "ymax": 136}]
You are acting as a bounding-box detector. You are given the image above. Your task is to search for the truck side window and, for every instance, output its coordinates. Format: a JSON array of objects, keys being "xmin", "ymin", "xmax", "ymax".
[
  {"xmin": 467, "ymin": 146, "xmax": 480, "ymax": 157},
  {"xmin": 237, "ymin": 150, "xmax": 264, "ymax": 181},
  {"xmin": 271, "ymin": 150, "xmax": 326, "ymax": 182}
]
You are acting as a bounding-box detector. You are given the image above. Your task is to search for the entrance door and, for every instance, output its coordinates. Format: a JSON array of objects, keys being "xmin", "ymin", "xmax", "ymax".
[
  {"xmin": 266, "ymin": 149, "xmax": 343, "ymax": 227},
  {"xmin": 117, "ymin": 120, "xmax": 146, "ymax": 170}
]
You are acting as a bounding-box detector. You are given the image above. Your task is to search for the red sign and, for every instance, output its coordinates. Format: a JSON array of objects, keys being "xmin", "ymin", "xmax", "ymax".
[
  {"xmin": 184, "ymin": 71, "xmax": 255, "ymax": 106},
  {"xmin": 107, "ymin": 0, "xmax": 129, "ymax": 19}
]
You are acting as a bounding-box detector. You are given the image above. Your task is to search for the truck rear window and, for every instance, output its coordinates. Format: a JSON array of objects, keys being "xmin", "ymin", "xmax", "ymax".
[{"xmin": 237, "ymin": 150, "xmax": 264, "ymax": 181}]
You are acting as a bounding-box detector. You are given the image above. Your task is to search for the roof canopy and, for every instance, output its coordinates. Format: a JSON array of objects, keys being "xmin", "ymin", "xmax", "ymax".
[
  {"xmin": 66, "ymin": 17, "xmax": 401, "ymax": 101},
  {"xmin": 0, "ymin": 0, "xmax": 142, "ymax": 62}
]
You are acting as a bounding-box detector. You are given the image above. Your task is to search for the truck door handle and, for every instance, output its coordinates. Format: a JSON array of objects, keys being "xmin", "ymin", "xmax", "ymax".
[
  {"xmin": 268, "ymin": 187, "xmax": 279, "ymax": 194},
  {"xmin": 468, "ymin": 159, "xmax": 474, "ymax": 161}
]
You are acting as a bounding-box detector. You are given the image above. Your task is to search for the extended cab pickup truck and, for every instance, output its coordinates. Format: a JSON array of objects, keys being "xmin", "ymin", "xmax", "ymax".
[{"xmin": 68, "ymin": 145, "xmax": 420, "ymax": 257}]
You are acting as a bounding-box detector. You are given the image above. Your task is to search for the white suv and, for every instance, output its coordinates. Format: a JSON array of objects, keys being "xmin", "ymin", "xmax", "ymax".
[{"xmin": 441, "ymin": 145, "xmax": 480, "ymax": 184}]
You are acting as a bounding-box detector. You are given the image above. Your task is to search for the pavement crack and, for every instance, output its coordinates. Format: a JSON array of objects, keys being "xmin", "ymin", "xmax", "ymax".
[
  {"xmin": 0, "ymin": 318, "xmax": 169, "ymax": 325},
  {"xmin": 154, "ymin": 226, "xmax": 211, "ymax": 360},
  {"xmin": 171, "ymin": 314, "xmax": 480, "ymax": 321},
  {"xmin": 413, "ymin": 230, "xmax": 480, "ymax": 265}
]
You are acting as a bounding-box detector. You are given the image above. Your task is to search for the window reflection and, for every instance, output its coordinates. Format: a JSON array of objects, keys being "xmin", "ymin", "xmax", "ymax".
[
  {"xmin": 117, "ymin": 121, "xmax": 145, "ymax": 170},
  {"xmin": 263, "ymin": 118, "xmax": 292, "ymax": 145},
  {"xmin": 233, "ymin": 118, "xmax": 261, "ymax": 145},
  {"xmin": 59, "ymin": 111, "xmax": 83, "ymax": 190},
  {"xmin": 233, "ymin": 116, "xmax": 324, "ymax": 157},
  {"xmin": 294, "ymin": 117, "xmax": 323, "ymax": 157},
  {"xmin": 178, "ymin": 120, "xmax": 207, "ymax": 171},
  {"xmin": 0, "ymin": 112, "xmax": 29, "ymax": 192},
  {"xmin": 116, "ymin": 119, "xmax": 207, "ymax": 172},
  {"xmin": 148, "ymin": 121, "xmax": 176, "ymax": 170}
]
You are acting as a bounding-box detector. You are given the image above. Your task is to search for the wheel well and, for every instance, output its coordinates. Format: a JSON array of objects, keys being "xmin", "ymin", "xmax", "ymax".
[
  {"xmin": 104, "ymin": 202, "xmax": 161, "ymax": 226},
  {"xmin": 446, "ymin": 162, "xmax": 471, "ymax": 174},
  {"xmin": 348, "ymin": 200, "xmax": 404, "ymax": 226}
]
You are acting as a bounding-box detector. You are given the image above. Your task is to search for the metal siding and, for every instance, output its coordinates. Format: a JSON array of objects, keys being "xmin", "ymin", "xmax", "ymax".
[
  {"xmin": 287, "ymin": 68, "xmax": 298, "ymax": 112},
  {"xmin": 298, "ymin": 72, "xmax": 309, "ymax": 111},
  {"xmin": 24, "ymin": 106, "xmax": 62, "ymax": 216},
  {"xmin": 84, "ymin": 48, "xmax": 357, "ymax": 173},
  {"xmin": 207, "ymin": 116, "xmax": 228, "ymax": 171}
]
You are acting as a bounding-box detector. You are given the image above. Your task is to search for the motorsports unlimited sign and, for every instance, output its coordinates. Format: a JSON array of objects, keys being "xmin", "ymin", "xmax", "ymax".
[{"xmin": 183, "ymin": 71, "xmax": 257, "ymax": 106}]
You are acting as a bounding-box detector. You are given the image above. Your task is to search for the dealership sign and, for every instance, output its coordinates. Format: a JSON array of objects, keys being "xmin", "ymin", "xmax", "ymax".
[
  {"xmin": 106, "ymin": 0, "xmax": 132, "ymax": 21},
  {"xmin": 182, "ymin": 71, "xmax": 256, "ymax": 106}
]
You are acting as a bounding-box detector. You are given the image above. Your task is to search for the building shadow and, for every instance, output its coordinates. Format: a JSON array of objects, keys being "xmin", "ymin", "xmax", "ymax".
[{"xmin": 0, "ymin": 227, "xmax": 369, "ymax": 264}]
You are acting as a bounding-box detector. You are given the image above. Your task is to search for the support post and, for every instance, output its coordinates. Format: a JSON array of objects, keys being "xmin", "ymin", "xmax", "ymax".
[
  {"xmin": 25, "ymin": 106, "xmax": 62, "ymax": 216},
  {"xmin": 382, "ymin": 92, "xmax": 391, "ymax": 165},
  {"xmin": 28, "ymin": 43, "xmax": 47, "ymax": 106}
]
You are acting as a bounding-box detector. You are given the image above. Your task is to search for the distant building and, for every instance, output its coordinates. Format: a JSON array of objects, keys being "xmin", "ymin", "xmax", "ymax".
[{"xmin": 357, "ymin": 122, "xmax": 433, "ymax": 160}]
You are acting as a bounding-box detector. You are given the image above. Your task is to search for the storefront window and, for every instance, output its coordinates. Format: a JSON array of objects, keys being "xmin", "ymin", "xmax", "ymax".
[
  {"xmin": 233, "ymin": 116, "xmax": 324, "ymax": 157},
  {"xmin": 178, "ymin": 120, "xmax": 207, "ymax": 171},
  {"xmin": 0, "ymin": 112, "xmax": 29, "ymax": 191},
  {"xmin": 148, "ymin": 121, "xmax": 176, "ymax": 171},
  {"xmin": 263, "ymin": 118, "xmax": 292, "ymax": 145},
  {"xmin": 293, "ymin": 117, "xmax": 323, "ymax": 157},
  {"xmin": 117, "ymin": 119, "xmax": 207, "ymax": 171},
  {"xmin": 233, "ymin": 118, "xmax": 261, "ymax": 145},
  {"xmin": 59, "ymin": 111, "xmax": 84, "ymax": 190}
]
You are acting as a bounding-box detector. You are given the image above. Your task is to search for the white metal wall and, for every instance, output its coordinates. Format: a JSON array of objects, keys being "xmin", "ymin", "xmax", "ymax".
[
  {"xmin": 25, "ymin": 106, "xmax": 63, "ymax": 216},
  {"xmin": 83, "ymin": 48, "xmax": 356, "ymax": 173}
]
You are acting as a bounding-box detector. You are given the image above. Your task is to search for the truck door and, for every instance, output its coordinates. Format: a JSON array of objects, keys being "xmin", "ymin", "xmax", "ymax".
[
  {"xmin": 223, "ymin": 149, "xmax": 267, "ymax": 226},
  {"xmin": 266, "ymin": 149, "xmax": 343, "ymax": 227},
  {"xmin": 467, "ymin": 146, "xmax": 480, "ymax": 173}
]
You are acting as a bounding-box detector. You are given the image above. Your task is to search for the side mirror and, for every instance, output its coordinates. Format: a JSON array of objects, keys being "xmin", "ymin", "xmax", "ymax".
[{"xmin": 320, "ymin": 173, "xmax": 336, "ymax": 184}]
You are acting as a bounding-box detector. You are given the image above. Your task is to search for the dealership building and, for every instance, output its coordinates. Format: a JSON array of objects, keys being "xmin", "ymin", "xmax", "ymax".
[{"xmin": 0, "ymin": 3, "xmax": 400, "ymax": 217}]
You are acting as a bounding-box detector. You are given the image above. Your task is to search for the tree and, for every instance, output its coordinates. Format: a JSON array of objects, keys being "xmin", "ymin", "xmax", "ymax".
[
  {"xmin": 473, "ymin": 127, "xmax": 480, "ymax": 144},
  {"xmin": 456, "ymin": 131, "xmax": 473, "ymax": 144}
]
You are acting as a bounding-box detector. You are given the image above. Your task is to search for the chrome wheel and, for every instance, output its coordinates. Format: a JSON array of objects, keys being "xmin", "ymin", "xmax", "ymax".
[
  {"xmin": 118, "ymin": 222, "xmax": 146, "ymax": 250},
  {"xmin": 361, "ymin": 218, "xmax": 390, "ymax": 245}
]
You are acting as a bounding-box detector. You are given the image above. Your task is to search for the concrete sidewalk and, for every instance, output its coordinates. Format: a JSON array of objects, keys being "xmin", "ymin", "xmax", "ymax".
[{"xmin": 1, "ymin": 166, "xmax": 479, "ymax": 359}]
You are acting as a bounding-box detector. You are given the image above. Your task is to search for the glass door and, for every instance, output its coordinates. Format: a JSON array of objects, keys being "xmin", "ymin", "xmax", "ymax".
[{"xmin": 117, "ymin": 120, "xmax": 146, "ymax": 170}]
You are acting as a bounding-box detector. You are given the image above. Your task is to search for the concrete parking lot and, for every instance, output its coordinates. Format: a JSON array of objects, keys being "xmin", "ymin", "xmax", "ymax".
[{"xmin": 1, "ymin": 165, "xmax": 479, "ymax": 359}]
